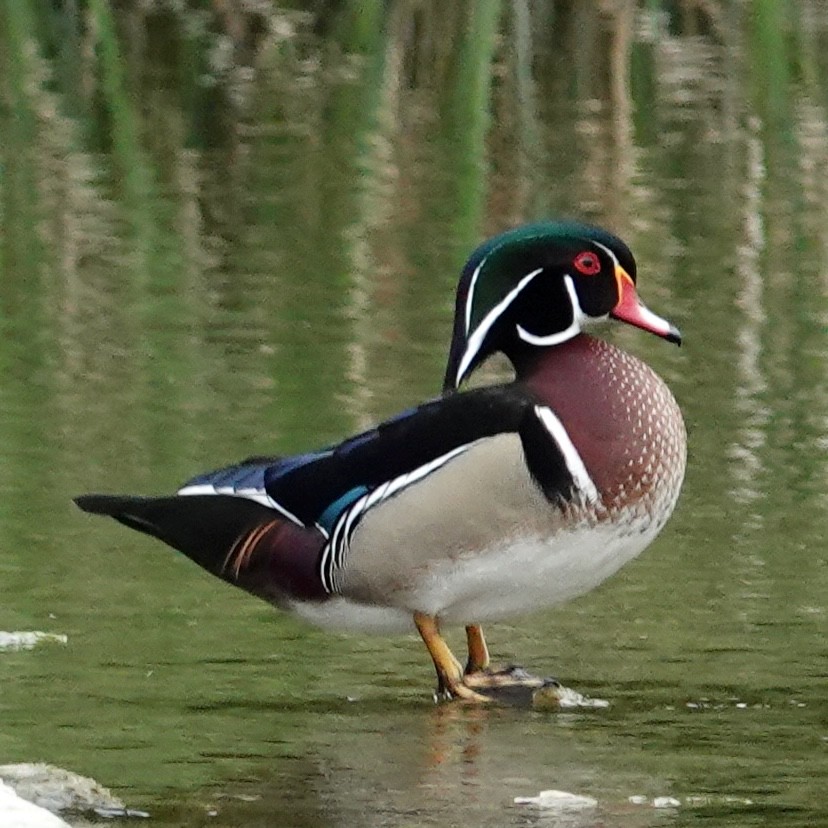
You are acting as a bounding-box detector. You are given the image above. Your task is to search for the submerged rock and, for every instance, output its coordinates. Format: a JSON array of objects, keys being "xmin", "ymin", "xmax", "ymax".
[
  {"xmin": 462, "ymin": 666, "xmax": 610, "ymax": 709},
  {"xmin": 652, "ymin": 796, "xmax": 682, "ymax": 808},
  {"xmin": 532, "ymin": 681, "xmax": 610, "ymax": 710}
]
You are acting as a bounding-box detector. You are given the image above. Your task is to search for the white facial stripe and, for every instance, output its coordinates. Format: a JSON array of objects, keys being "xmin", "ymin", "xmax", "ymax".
[
  {"xmin": 456, "ymin": 267, "xmax": 544, "ymax": 385},
  {"xmin": 516, "ymin": 274, "xmax": 585, "ymax": 346},
  {"xmin": 592, "ymin": 240, "xmax": 618, "ymax": 265},
  {"xmin": 533, "ymin": 405, "xmax": 600, "ymax": 504},
  {"xmin": 465, "ymin": 255, "xmax": 488, "ymax": 332}
]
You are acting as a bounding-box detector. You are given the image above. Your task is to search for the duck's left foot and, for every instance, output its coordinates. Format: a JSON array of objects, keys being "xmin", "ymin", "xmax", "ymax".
[
  {"xmin": 436, "ymin": 668, "xmax": 552, "ymax": 703},
  {"xmin": 462, "ymin": 666, "xmax": 564, "ymax": 707},
  {"xmin": 460, "ymin": 626, "xmax": 559, "ymax": 702},
  {"xmin": 434, "ymin": 675, "xmax": 492, "ymax": 703},
  {"xmin": 463, "ymin": 664, "xmax": 552, "ymax": 691}
]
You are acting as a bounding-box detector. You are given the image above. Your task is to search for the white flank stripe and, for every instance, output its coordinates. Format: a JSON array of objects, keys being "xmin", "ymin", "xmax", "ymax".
[
  {"xmin": 363, "ymin": 479, "xmax": 391, "ymax": 513},
  {"xmin": 321, "ymin": 443, "xmax": 473, "ymax": 593},
  {"xmin": 456, "ymin": 267, "xmax": 544, "ymax": 385},
  {"xmin": 177, "ymin": 483, "xmax": 305, "ymax": 526},
  {"xmin": 533, "ymin": 405, "xmax": 600, "ymax": 504},
  {"xmin": 348, "ymin": 443, "xmax": 470, "ymax": 522},
  {"xmin": 319, "ymin": 545, "xmax": 334, "ymax": 592}
]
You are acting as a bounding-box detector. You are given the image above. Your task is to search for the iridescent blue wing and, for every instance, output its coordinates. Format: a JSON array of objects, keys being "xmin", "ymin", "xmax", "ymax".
[{"xmin": 178, "ymin": 384, "xmax": 574, "ymax": 535}]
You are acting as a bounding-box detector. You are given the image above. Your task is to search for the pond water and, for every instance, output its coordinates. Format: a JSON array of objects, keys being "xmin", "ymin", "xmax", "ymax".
[{"xmin": 1, "ymin": 3, "xmax": 827, "ymax": 826}]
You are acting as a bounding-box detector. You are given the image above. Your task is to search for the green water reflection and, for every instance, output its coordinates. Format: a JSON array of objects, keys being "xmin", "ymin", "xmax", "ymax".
[{"xmin": 1, "ymin": 2, "xmax": 827, "ymax": 826}]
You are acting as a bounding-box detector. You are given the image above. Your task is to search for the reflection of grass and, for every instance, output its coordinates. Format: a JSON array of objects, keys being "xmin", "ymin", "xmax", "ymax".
[
  {"xmin": 4, "ymin": 2, "xmax": 824, "ymax": 269},
  {"xmin": 89, "ymin": 0, "xmax": 158, "ymax": 262},
  {"xmin": 1, "ymin": 0, "xmax": 828, "ymax": 456},
  {"xmin": 440, "ymin": 0, "xmax": 502, "ymax": 250},
  {"xmin": 749, "ymin": 0, "xmax": 791, "ymax": 134},
  {"xmin": 2, "ymin": 0, "xmax": 43, "ymax": 277}
]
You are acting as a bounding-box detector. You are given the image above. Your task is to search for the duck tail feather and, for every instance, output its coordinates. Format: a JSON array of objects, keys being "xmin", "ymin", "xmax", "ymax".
[{"xmin": 73, "ymin": 493, "xmax": 275, "ymax": 573}]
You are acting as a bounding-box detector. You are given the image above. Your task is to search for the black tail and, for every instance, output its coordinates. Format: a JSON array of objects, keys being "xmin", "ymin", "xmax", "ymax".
[
  {"xmin": 74, "ymin": 494, "xmax": 326, "ymax": 602},
  {"xmin": 74, "ymin": 494, "xmax": 277, "ymax": 576}
]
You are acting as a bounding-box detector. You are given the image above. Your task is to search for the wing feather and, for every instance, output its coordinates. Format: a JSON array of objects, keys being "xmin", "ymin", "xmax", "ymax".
[{"xmin": 176, "ymin": 384, "xmax": 580, "ymax": 535}]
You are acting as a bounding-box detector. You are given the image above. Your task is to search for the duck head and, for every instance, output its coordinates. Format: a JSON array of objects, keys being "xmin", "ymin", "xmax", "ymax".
[{"xmin": 443, "ymin": 221, "xmax": 681, "ymax": 391}]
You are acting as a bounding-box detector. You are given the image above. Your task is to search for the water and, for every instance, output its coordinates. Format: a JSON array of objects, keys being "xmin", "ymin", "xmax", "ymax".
[{"xmin": 1, "ymin": 3, "xmax": 828, "ymax": 825}]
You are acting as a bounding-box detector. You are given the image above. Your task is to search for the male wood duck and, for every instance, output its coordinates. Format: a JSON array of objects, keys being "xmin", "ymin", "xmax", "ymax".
[{"xmin": 75, "ymin": 221, "xmax": 686, "ymax": 702}]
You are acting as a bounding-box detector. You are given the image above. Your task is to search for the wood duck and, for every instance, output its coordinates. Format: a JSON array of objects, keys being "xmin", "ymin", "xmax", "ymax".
[{"xmin": 75, "ymin": 221, "xmax": 686, "ymax": 702}]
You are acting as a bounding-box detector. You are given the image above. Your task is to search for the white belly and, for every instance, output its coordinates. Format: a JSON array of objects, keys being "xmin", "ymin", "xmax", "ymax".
[
  {"xmin": 290, "ymin": 521, "xmax": 657, "ymax": 634},
  {"xmin": 408, "ymin": 523, "xmax": 654, "ymax": 623}
]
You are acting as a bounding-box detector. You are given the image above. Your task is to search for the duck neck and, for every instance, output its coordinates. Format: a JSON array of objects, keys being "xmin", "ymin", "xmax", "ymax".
[{"xmin": 506, "ymin": 334, "xmax": 588, "ymax": 383}]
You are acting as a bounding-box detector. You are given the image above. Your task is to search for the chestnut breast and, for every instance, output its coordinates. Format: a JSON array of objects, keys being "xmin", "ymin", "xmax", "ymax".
[{"xmin": 523, "ymin": 334, "xmax": 686, "ymax": 520}]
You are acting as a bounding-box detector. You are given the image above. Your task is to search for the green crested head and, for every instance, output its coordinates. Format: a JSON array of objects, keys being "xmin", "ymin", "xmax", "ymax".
[{"xmin": 443, "ymin": 221, "xmax": 680, "ymax": 391}]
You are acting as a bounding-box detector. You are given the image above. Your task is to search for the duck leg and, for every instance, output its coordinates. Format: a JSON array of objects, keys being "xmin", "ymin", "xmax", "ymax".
[
  {"xmin": 464, "ymin": 624, "xmax": 490, "ymax": 674},
  {"xmin": 413, "ymin": 613, "xmax": 490, "ymax": 702}
]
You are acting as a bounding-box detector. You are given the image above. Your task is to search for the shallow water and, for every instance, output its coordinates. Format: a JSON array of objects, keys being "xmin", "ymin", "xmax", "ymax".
[{"xmin": 1, "ymin": 3, "xmax": 828, "ymax": 826}]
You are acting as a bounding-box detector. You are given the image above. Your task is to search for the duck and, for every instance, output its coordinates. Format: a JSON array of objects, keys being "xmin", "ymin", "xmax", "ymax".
[{"xmin": 75, "ymin": 221, "xmax": 686, "ymax": 702}]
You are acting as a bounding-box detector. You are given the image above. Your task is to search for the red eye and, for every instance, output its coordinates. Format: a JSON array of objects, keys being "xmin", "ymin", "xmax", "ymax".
[{"xmin": 573, "ymin": 251, "xmax": 601, "ymax": 276}]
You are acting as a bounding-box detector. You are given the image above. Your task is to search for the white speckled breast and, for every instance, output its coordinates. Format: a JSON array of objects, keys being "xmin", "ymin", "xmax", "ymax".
[{"xmin": 525, "ymin": 334, "xmax": 686, "ymax": 532}]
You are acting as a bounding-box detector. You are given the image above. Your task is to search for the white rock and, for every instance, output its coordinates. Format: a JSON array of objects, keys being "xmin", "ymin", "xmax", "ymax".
[
  {"xmin": 0, "ymin": 780, "xmax": 71, "ymax": 827},
  {"xmin": 514, "ymin": 789, "xmax": 598, "ymax": 809},
  {"xmin": 652, "ymin": 796, "xmax": 681, "ymax": 808},
  {"xmin": 556, "ymin": 687, "xmax": 610, "ymax": 709},
  {"xmin": 0, "ymin": 632, "xmax": 67, "ymax": 652}
]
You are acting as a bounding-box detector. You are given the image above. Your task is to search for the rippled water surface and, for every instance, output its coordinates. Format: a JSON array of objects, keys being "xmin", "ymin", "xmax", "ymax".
[{"xmin": 1, "ymin": 3, "xmax": 828, "ymax": 826}]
